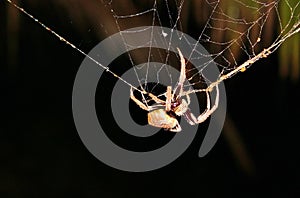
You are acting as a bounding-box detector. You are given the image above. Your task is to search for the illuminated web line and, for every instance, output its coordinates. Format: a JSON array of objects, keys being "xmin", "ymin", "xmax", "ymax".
[
  {"xmin": 109, "ymin": 0, "xmax": 170, "ymax": 106},
  {"xmin": 5, "ymin": 0, "xmax": 300, "ymax": 96},
  {"xmin": 108, "ymin": 0, "xmax": 188, "ymax": 107},
  {"xmin": 185, "ymin": 19, "xmax": 300, "ymax": 96},
  {"xmin": 4, "ymin": 0, "xmax": 149, "ymax": 94},
  {"xmin": 183, "ymin": 0, "xmax": 299, "ymax": 84}
]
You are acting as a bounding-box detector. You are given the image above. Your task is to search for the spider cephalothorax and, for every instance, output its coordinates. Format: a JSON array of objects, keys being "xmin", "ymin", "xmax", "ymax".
[{"xmin": 130, "ymin": 48, "xmax": 219, "ymax": 132}]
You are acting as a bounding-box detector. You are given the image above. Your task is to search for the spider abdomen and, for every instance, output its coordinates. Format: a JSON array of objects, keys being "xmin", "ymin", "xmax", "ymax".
[{"xmin": 148, "ymin": 109, "xmax": 181, "ymax": 132}]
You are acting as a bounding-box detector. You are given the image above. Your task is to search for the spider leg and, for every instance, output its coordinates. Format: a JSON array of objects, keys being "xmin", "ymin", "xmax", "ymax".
[
  {"xmin": 130, "ymin": 87, "xmax": 152, "ymax": 111},
  {"xmin": 182, "ymin": 109, "xmax": 197, "ymax": 125},
  {"xmin": 181, "ymin": 93, "xmax": 197, "ymax": 125},
  {"xmin": 146, "ymin": 86, "xmax": 172, "ymax": 112},
  {"xmin": 185, "ymin": 91, "xmax": 191, "ymax": 105},
  {"xmin": 165, "ymin": 86, "xmax": 172, "ymax": 111},
  {"xmin": 173, "ymin": 48, "xmax": 186, "ymax": 99},
  {"xmin": 148, "ymin": 92, "xmax": 165, "ymax": 104},
  {"xmin": 169, "ymin": 121, "xmax": 182, "ymax": 132},
  {"xmin": 182, "ymin": 84, "xmax": 219, "ymax": 125},
  {"xmin": 196, "ymin": 84, "xmax": 219, "ymax": 123}
]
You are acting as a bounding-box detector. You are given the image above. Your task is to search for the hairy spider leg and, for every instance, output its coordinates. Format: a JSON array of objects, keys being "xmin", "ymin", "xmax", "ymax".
[
  {"xmin": 130, "ymin": 87, "xmax": 153, "ymax": 111},
  {"xmin": 172, "ymin": 48, "xmax": 186, "ymax": 100},
  {"xmin": 165, "ymin": 86, "xmax": 172, "ymax": 111},
  {"xmin": 182, "ymin": 84, "xmax": 219, "ymax": 125},
  {"xmin": 196, "ymin": 84, "xmax": 219, "ymax": 123},
  {"xmin": 182, "ymin": 109, "xmax": 197, "ymax": 125},
  {"xmin": 130, "ymin": 87, "xmax": 167, "ymax": 111}
]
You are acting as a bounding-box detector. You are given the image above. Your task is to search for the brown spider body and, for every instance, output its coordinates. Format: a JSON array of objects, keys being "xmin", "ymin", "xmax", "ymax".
[
  {"xmin": 170, "ymin": 98, "xmax": 188, "ymax": 116},
  {"xmin": 148, "ymin": 109, "xmax": 181, "ymax": 132},
  {"xmin": 146, "ymin": 91, "xmax": 189, "ymax": 132},
  {"xmin": 130, "ymin": 48, "xmax": 219, "ymax": 132}
]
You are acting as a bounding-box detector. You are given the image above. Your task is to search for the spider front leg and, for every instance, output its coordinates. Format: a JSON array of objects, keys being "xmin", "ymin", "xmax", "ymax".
[
  {"xmin": 181, "ymin": 93, "xmax": 197, "ymax": 125},
  {"xmin": 130, "ymin": 87, "xmax": 169, "ymax": 111},
  {"xmin": 183, "ymin": 84, "xmax": 220, "ymax": 124},
  {"xmin": 130, "ymin": 87, "xmax": 153, "ymax": 111},
  {"xmin": 165, "ymin": 86, "xmax": 172, "ymax": 111},
  {"xmin": 196, "ymin": 84, "xmax": 219, "ymax": 123},
  {"xmin": 141, "ymin": 85, "xmax": 172, "ymax": 112},
  {"xmin": 173, "ymin": 48, "xmax": 186, "ymax": 99}
]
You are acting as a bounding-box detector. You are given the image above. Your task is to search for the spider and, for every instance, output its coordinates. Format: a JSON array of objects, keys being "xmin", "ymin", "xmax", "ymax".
[{"xmin": 130, "ymin": 48, "xmax": 219, "ymax": 132}]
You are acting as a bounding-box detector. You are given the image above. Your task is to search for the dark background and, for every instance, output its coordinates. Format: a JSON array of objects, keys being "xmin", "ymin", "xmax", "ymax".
[{"xmin": 1, "ymin": 1, "xmax": 300, "ymax": 197}]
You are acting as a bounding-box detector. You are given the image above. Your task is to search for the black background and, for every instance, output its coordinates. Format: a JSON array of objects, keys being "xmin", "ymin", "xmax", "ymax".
[{"xmin": 1, "ymin": 1, "xmax": 300, "ymax": 197}]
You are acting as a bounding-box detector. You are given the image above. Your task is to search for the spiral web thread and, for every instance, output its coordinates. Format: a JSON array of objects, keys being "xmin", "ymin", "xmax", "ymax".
[{"xmin": 5, "ymin": 0, "xmax": 300, "ymax": 101}]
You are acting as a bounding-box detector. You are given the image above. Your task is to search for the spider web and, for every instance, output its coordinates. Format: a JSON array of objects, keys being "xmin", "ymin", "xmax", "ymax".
[
  {"xmin": 5, "ymin": 0, "xmax": 300, "ymax": 101},
  {"xmin": 103, "ymin": 0, "xmax": 300, "ymax": 94}
]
